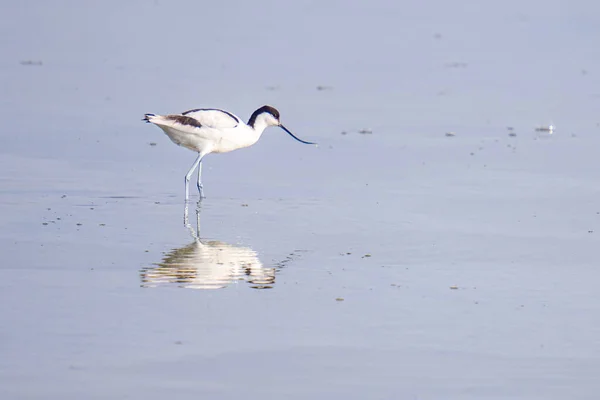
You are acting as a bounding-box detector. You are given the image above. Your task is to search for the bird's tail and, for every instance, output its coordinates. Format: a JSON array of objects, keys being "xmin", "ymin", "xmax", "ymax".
[{"xmin": 142, "ymin": 113, "xmax": 156, "ymax": 123}]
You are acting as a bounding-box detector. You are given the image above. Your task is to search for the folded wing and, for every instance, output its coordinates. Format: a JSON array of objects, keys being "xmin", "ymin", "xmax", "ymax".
[{"xmin": 181, "ymin": 108, "xmax": 241, "ymax": 129}]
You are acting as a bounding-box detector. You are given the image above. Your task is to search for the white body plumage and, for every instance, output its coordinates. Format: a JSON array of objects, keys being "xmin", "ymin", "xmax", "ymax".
[{"xmin": 145, "ymin": 109, "xmax": 266, "ymax": 154}]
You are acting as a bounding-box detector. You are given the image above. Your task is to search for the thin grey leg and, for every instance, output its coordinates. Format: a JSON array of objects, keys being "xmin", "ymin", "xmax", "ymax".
[
  {"xmin": 196, "ymin": 159, "xmax": 204, "ymax": 198},
  {"xmin": 185, "ymin": 153, "xmax": 203, "ymax": 201}
]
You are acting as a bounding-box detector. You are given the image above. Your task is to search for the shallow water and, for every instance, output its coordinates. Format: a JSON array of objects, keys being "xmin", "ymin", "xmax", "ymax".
[{"xmin": 2, "ymin": 1, "xmax": 600, "ymax": 399}]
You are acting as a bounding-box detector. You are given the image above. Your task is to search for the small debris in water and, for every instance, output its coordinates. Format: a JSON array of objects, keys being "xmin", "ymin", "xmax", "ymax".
[
  {"xmin": 508, "ymin": 132, "xmax": 517, "ymax": 137},
  {"xmin": 507, "ymin": 126, "xmax": 514, "ymax": 131},
  {"xmin": 445, "ymin": 62, "xmax": 468, "ymax": 68},
  {"xmin": 316, "ymin": 85, "xmax": 333, "ymax": 91},
  {"xmin": 588, "ymin": 230, "xmax": 594, "ymax": 233},
  {"xmin": 535, "ymin": 124, "xmax": 555, "ymax": 134},
  {"xmin": 149, "ymin": 142, "xmax": 157, "ymax": 146},
  {"xmin": 241, "ymin": 204, "xmax": 248, "ymax": 207},
  {"xmin": 450, "ymin": 285, "xmax": 459, "ymax": 290},
  {"xmin": 362, "ymin": 254, "xmax": 372, "ymax": 258},
  {"xmin": 61, "ymin": 195, "xmax": 67, "ymax": 198},
  {"xmin": 335, "ymin": 297, "xmax": 345, "ymax": 302},
  {"xmin": 42, "ymin": 222, "xmax": 48, "ymax": 226},
  {"xmin": 99, "ymin": 223, "xmax": 106, "ymax": 226},
  {"xmin": 20, "ymin": 60, "xmax": 43, "ymax": 66},
  {"xmin": 445, "ymin": 131, "xmax": 456, "ymax": 137},
  {"xmin": 76, "ymin": 223, "xmax": 82, "ymax": 226},
  {"xmin": 174, "ymin": 340, "xmax": 183, "ymax": 345},
  {"xmin": 358, "ymin": 128, "xmax": 373, "ymax": 135},
  {"xmin": 340, "ymin": 131, "xmax": 347, "ymax": 135}
]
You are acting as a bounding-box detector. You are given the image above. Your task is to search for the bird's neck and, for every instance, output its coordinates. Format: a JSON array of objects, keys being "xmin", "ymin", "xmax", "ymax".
[
  {"xmin": 250, "ymin": 119, "xmax": 270, "ymax": 135},
  {"xmin": 247, "ymin": 112, "xmax": 274, "ymax": 136}
]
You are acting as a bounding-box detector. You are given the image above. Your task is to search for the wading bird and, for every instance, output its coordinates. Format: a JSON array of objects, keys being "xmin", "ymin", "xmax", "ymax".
[{"xmin": 143, "ymin": 105, "xmax": 316, "ymax": 200}]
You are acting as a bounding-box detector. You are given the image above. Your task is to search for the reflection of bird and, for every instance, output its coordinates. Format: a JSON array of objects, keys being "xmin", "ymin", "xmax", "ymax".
[
  {"xmin": 143, "ymin": 105, "xmax": 316, "ymax": 200},
  {"xmin": 140, "ymin": 240, "xmax": 276, "ymax": 290}
]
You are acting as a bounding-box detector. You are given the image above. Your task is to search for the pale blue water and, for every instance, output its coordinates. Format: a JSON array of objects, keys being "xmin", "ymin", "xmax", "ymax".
[{"xmin": 1, "ymin": 1, "xmax": 600, "ymax": 399}]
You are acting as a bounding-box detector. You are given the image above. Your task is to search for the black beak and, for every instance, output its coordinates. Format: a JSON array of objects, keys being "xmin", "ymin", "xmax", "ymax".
[{"xmin": 280, "ymin": 125, "xmax": 317, "ymax": 145}]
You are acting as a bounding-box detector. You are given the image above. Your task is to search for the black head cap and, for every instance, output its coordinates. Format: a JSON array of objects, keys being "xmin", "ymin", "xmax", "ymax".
[{"xmin": 248, "ymin": 105, "xmax": 280, "ymax": 128}]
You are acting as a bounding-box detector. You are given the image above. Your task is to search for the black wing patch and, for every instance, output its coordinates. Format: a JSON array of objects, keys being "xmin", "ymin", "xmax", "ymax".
[
  {"xmin": 165, "ymin": 115, "xmax": 203, "ymax": 128},
  {"xmin": 182, "ymin": 108, "xmax": 241, "ymax": 124}
]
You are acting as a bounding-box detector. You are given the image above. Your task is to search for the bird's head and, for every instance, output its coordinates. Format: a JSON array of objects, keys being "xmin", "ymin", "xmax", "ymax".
[
  {"xmin": 248, "ymin": 105, "xmax": 316, "ymax": 145},
  {"xmin": 248, "ymin": 105, "xmax": 281, "ymax": 128}
]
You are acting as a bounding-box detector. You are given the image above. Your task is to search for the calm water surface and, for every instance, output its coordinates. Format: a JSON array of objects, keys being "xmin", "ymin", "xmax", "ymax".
[{"xmin": 1, "ymin": 1, "xmax": 600, "ymax": 399}]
